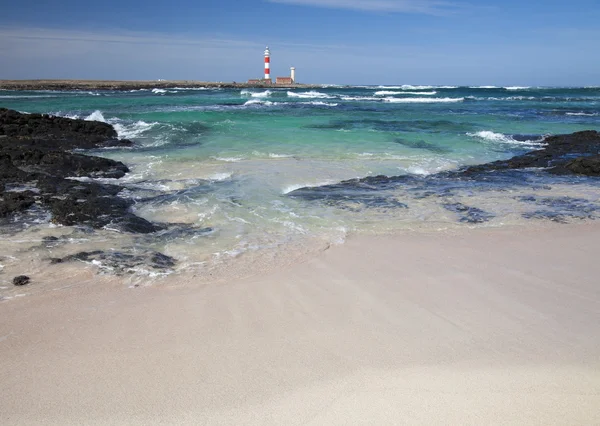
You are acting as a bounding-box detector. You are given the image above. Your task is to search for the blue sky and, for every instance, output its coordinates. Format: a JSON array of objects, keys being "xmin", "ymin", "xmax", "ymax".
[{"xmin": 1, "ymin": 0, "xmax": 599, "ymax": 85}]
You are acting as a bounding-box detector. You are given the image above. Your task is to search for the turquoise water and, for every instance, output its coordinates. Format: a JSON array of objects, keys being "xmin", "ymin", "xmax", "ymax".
[{"xmin": 1, "ymin": 85, "xmax": 600, "ymax": 285}]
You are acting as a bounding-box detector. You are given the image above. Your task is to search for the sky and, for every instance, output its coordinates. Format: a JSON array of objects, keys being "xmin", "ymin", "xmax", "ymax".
[{"xmin": 1, "ymin": 0, "xmax": 599, "ymax": 85}]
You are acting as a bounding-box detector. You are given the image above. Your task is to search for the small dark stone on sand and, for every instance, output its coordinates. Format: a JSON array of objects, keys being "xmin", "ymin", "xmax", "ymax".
[{"xmin": 13, "ymin": 275, "xmax": 30, "ymax": 286}]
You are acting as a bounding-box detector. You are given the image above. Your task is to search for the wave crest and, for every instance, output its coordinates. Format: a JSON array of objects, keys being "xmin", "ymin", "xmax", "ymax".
[
  {"xmin": 287, "ymin": 91, "xmax": 334, "ymax": 99},
  {"xmin": 241, "ymin": 89, "xmax": 272, "ymax": 98},
  {"xmin": 467, "ymin": 131, "xmax": 546, "ymax": 147}
]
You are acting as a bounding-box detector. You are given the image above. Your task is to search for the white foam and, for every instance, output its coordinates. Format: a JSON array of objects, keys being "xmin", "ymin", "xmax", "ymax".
[
  {"xmin": 378, "ymin": 85, "xmax": 437, "ymax": 90},
  {"xmin": 208, "ymin": 172, "xmax": 233, "ymax": 181},
  {"xmin": 62, "ymin": 113, "xmax": 81, "ymax": 120},
  {"xmin": 241, "ymin": 89, "xmax": 272, "ymax": 98},
  {"xmin": 566, "ymin": 112, "xmax": 598, "ymax": 116},
  {"xmin": 468, "ymin": 96, "xmax": 537, "ymax": 101},
  {"xmin": 374, "ymin": 90, "xmax": 437, "ymax": 96},
  {"xmin": 505, "ymin": 86, "xmax": 531, "ymax": 90},
  {"xmin": 307, "ymin": 101, "xmax": 338, "ymax": 107},
  {"xmin": 152, "ymin": 88, "xmax": 167, "ymax": 94},
  {"xmin": 212, "ymin": 156, "xmax": 244, "ymax": 162},
  {"xmin": 268, "ymin": 153, "xmax": 293, "ymax": 158},
  {"xmin": 243, "ymin": 99, "xmax": 276, "ymax": 106},
  {"xmin": 172, "ymin": 87, "xmax": 211, "ymax": 90},
  {"xmin": 281, "ymin": 181, "xmax": 335, "ymax": 195},
  {"xmin": 112, "ymin": 120, "xmax": 159, "ymax": 139},
  {"xmin": 406, "ymin": 166, "xmax": 432, "ymax": 175},
  {"xmin": 471, "ymin": 86, "xmax": 499, "ymax": 89},
  {"xmin": 84, "ymin": 110, "xmax": 106, "ymax": 122},
  {"xmin": 467, "ymin": 131, "xmax": 546, "ymax": 147},
  {"xmin": 287, "ymin": 91, "xmax": 334, "ymax": 99},
  {"xmin": 341, "ymin": 95, "xmax": 379, "ymax": 101},
  {"xmin": 384, "ymin": 97, "xmax": 464, "ymax": 103}
]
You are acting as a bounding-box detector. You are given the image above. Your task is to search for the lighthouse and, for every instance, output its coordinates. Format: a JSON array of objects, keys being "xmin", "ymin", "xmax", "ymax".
[{"xmin": 264, "ymin": 46, "xmax": 271, "ymax": 81}]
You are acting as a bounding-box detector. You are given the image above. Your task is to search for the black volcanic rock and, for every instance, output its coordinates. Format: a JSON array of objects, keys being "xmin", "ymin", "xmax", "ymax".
[
  {"xmin": 551, "ymin": 155, "xmax": 600, "ymax": 177},
  {"xmin": 13, "ymin": 275, "xmax": 30, "ymax": 286},
  {"xmin": 2, "ymin": 146, "xmax": 129, "ymax": 179},
  {"xmin": 49, "ymin": 249, "xmax": 176, "ymax": 274},
  {"xmin": 287, "ymin": 131, "xmax": 600, "ymax": 222},
  {"xmin": 0, "ymin": 191, "xmax": 37, "ymax": 217},
  {"xmin": 443, "ymin": 202, "xmax": 494, "ymax": 223},
  {"xmin": 0, "ymin": 107, "xmax": 133, "ymax": 148},
  {"xmin": 0, "ymin": 108, "xmax": 161, "ymax": 233},
  {"xmin": 460, "ymin": 130, "xmax": 600, "ymax": 176},
  {"xmin": 36, "ymin": 178, "xmax": 161, "ymax": 232}
]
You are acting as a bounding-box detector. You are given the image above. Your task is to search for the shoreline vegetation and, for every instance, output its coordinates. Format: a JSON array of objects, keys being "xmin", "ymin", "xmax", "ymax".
[{"xmin": 0, "ymin": 79, "xmax": 323, "ymax": 91}]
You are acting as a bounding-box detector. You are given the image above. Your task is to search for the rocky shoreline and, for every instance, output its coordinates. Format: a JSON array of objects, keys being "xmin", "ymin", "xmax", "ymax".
[
  {"xmin": 0, "ymin": 108, "xmax": 163, "ymax": 232},
  {"xmin": 289, "ymin": 130, "xmax": 600, "ymax": 222},
  {"xmin": 0, "ymin": 79, "xmax": 322, "ymax": 91},
  {"xmin": 0, "ymin": 108, "xmax": 178, "ymax": 282},
  {"xmin": 1, "ymin": 107, "xmax": 599, "ymax": 281}
]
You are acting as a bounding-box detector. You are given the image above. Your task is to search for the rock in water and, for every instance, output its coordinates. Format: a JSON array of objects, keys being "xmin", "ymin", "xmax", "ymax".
[
  {"xmin": 0, "ymin": 108, "xmax": 163, "ymax": 233},
  {"xmin": 13, "ymin": 275, "xmax": 30, "ymax": 286}
]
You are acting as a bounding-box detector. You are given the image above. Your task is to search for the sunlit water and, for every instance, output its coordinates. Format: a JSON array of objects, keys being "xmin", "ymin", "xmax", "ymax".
[{"xmin": 1, "ymin": 85, "xmax": 599, "ymax": 297}]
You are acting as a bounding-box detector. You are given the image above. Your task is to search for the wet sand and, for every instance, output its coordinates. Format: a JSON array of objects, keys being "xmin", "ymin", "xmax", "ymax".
[{"xmin": 1, "ymin": 223, "xmax": 599, "ymax": 425}]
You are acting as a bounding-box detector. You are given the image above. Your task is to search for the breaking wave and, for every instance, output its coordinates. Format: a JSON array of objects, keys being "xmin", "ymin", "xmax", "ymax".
[
  {"xmin": 306, "ymin": 101, "xmax": 338, "ymax": 107},
  {"xmin": 82, "ymin": 110, "xmax": 158, "ymax": 139},
  {"xmin": 287, "ymin": 91, "xmax": 334, "ymax": 99},
  {"xmin": 241, "ymin": 89, "xmax": 272, "ymax": 98},
  {"xmin": 374, "ymin": 90, "xmax": 437, "ymax": 96},
  {"xmin": 384, "ymin": 97, "xmax": 464, "ymax": 103},
  {"xmin": 467, "ymin": 130, "xmax": 546, "ymax": 147},
  {"xmin": 243, "ymin": 99, "xmax": 276, "ymax": 106},
  {"xmin": 566, "ymin": 112, "xmax": 598, "ymax": 116},
  {"xmin": 84, "ymin": 110, "xmax": 107, "ymax": 122}
]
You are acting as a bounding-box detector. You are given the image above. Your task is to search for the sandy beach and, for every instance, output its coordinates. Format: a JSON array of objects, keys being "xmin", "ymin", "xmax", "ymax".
[{"xmin": 1, "ymin": 222, "xmax": 599, "ymax": 425}]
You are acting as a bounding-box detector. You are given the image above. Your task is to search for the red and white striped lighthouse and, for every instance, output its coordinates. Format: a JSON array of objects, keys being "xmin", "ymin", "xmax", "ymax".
[{"xmin": 264, "ymin": 46, "xmax": 271, "ymax": 81}]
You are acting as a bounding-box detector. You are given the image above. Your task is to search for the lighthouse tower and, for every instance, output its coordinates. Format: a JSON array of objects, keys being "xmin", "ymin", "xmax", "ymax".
[{"xmin": 264, "ymin": 46, "xmax": 271, "ymax": 81}]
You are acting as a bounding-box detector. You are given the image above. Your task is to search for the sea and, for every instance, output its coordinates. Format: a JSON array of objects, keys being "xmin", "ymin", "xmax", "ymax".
[{"xmin": 1, "ymin": 85, "xmax": 600, "ymax": 295}]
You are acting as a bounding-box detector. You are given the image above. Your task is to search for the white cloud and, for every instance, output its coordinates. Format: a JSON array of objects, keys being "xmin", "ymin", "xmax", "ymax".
[{"xmin": 266, "ymin": 0, "xmax": 460, "ymax": 15}]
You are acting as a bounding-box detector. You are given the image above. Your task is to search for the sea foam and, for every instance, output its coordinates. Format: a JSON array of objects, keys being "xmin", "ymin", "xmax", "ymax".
[
  {"xmin": 243, "ymin": 99, "xmax": 276, "ymax": 106},
  {"xmin": 384, "ymin": 97, "xmax": 464, "ymax": 103},
  {"xmin": 566, "ymin": 112, "xmax": 598, "ymax": 116},
  {"xmin": 112, "ymin": 120, "xmax": 159, "ymax": 139},
  {"xmin": 287, "ymin": 91, "xmax": 334, "ymax": 99},
  {"xmin": 84, "ymin": 110, "xmax": 106, "ymax": 122},
  {"xmin": 374, "ymin": 90, "xmax": 437, "ymax": 96},
  {"xmin": 241, "ymin": 89, "xmax": 272, "ymax": 98},
  {"xmin": 467, "ymin": 131, "xmax": 546, "ymax": 147}
]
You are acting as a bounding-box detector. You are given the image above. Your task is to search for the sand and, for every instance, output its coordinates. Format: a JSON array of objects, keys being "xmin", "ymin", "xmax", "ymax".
[{"xmin": 1, "ymin": 223, "xmax": 599, "ymax": 425}]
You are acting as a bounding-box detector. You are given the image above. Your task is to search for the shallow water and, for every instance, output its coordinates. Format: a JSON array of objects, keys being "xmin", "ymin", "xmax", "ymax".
[{"xmin": 1, "ymin": 85, "xmax": 600, "ymax": 296}]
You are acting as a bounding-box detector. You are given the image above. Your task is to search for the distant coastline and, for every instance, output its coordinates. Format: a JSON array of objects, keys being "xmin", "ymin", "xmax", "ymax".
[{"xmin": 0, "ymin": 79, "xmax": 323, "ymax": 91}]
